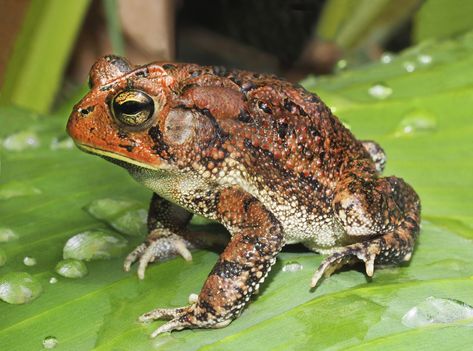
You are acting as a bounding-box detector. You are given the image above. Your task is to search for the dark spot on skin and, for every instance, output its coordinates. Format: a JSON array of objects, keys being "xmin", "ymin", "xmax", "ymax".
[
  {"xmin": 283, "ymin": 99, "xmax": 307, "ymax": 116},
  {"xmin": 229, "ymin": 76, "xmax": 242, "ymax": 86},
  {"xmin": 134, "ymin": 68, "xmax": 149, "ymax": 78},
  {"xmin": 148, "ymin": 126, "xmax": 163, "ymax": 143},
  {"xmin": 162, "ymin": 63, "xmax": 176, "ymax": 70},
  {"xmin": 309, "ymin": 126, "xmax": 320, "ymax": 138},
  {"xmin": 241, "ymin": 235, "xmax": 268, "ymax": 254},
  {"xmin": 197, "ymin": 107, "xmax": 229, "ymax": 142},
  {"xmin": 253, "ymin": 73, "xmax": 261, "ymax": 79},
  {"xmin": 301, "ymin": 174, "xmax": 322, "ymax": 192},
  {"xmin": 89, "ymin": 127, "xmax": 95, "ymax": 133},
  {"xmin": 308, "ymin": 94, "xmax": 320, "ymax": 103},
  {"xmin": 258, "ymin": 101, "xmax": 272, "ymax": 114},
  {"xmin": 298, "ymin": 106, "xmax": 308, "ymax": 116},
  {"xmin": 118, "ymin": 144, "xmax": 134, "ymax": 152},
  {"xmin": 212, "ymin": 66, "xmax": 227, "ymax": 77},
  {"xmin": 126, "ymin": 78, "xmax": 134, "ymax": 89},
  {"xmin": 240, "ymin": 81, "xmax": 257, "ymax": 93},
  {"xmin": 100, "ymin": 84, "xmax": 112, "ymax": 91},
  {"xmin": 180, "ymin": 83, "xmax": 197, "ymax": 95},
  {"xmin": 197, "ymin": 300, "xmax": 217, "ymax": 316},
  {"xmin": 283, "ymin": 99, "xmax": 296, "ymax": 112},
  {"xmin": 243, "ymin": 197, "xmax": 257, "ymax": 212},
  {"xmin": 118, "ymin": 130, "xmax": 128, "ymax": 139},
  {"xmin": 148, "ymin": 126, "xmax": 169, "ymax": 156},
  {"xmin": 278, "ymin": 123, "xmax": 289, "ymax": 139},
  {"xmin": 210, "ymin": 260, "xmax": 244, "ymax": 279},
  {"xmin": 238, "ymin": 110, "xmax": 253, "ymax": 123}
]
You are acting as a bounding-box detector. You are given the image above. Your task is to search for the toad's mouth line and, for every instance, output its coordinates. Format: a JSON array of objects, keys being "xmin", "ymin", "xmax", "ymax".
[{"xmin": 75, "ymin": 143, "xmax": 163, "ymax": 171}]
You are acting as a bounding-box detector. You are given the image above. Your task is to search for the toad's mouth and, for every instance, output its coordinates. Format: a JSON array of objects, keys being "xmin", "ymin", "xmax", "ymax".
[{"xmin": 75, "ymin": 143, "xmax": 164, "ymax": 171}]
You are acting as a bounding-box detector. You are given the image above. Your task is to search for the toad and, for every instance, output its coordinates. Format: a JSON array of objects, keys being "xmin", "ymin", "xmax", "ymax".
[{"xmin": 67, "ymin": 55, "xmax": 421, "ymax": 337}]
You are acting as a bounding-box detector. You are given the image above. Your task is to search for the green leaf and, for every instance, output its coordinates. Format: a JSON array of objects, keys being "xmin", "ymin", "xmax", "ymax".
[
  {"xmin": 413, "ymin": 0, "xmax": 473, "ymax": 43},
  {"xmin": 1, "ymin": 32, "xmax": 473, "ymax": 350}
]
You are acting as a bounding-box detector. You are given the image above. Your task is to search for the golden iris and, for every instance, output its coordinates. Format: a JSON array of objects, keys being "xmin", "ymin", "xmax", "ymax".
[{"xmin": 111, "ymin": 90, "xmax": 154, "ymax": 126}]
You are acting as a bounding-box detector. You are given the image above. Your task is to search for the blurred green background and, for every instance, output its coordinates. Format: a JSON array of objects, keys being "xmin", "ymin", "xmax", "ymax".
[{"xmin": 1, "ymin": 0, "xmax": 473, "ymax": 350}]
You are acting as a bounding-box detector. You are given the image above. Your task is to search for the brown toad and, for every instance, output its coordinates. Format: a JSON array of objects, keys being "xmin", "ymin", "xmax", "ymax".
[{"xmin": 67, "ymin": 55, "xmax": 421, "ymax": 337}]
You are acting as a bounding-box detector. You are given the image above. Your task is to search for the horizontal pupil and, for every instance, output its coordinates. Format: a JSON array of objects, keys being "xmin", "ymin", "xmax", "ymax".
[{"xmin": 119, "ymin": 100, "xmax": 145, "ymax": 114}]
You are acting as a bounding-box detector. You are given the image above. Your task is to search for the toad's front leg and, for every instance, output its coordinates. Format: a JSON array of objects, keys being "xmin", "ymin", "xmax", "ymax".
[
  {"xmin": 140, "ymin": 187, "xmax": 284, "ymax": 337},
  {"xmin": 124, "ymin": 193, "xmax": 225, "ymax": 279}
]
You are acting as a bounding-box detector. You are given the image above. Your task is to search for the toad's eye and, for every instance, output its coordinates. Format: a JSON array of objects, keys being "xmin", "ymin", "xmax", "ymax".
[{"xmin": 111, "ymin": 90, "xmax": 154, "ymax": 127}]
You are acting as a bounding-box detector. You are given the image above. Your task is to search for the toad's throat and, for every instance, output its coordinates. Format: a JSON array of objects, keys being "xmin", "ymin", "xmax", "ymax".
[{"xmin": 74, "ymin": 143, "xmax": 164, "ymax": 171}]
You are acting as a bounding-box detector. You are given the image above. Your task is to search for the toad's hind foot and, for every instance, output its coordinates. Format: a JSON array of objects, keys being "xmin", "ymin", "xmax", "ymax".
[
  {"xmin": 311, "ymin": 241, "xmax": 380, "ymax": 288},
  {"xmin": 139, "ymin": 304, "xmax": 232, "ymax": 338}
]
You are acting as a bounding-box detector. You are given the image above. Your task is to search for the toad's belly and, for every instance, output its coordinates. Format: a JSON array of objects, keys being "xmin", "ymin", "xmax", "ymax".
[{"xmin": 261, "ymin": 199, "xmax": 349, "ymax": 250}]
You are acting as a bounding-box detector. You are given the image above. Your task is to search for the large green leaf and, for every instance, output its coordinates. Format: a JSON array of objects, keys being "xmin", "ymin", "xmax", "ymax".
[{"xmin": 1, "ymin": 32, "xmax": 473, "ymax": 350}]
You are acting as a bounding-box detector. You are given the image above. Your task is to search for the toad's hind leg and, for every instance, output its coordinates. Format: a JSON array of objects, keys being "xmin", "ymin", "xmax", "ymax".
[
  {"xmin": 140, "ymin": 187, "xmax": 284, "ymax": 337},
  {"xmin": 312, "ymin": 175, "xmax": 420, "ymax": 287}
]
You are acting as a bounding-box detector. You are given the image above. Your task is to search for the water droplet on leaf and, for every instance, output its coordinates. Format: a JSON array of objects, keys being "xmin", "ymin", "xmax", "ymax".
[
  {"xmin": 49, "ymin": 277, "xmax": 58, "ymax": 284},
  {"xmin": 403, "ymin": 61, "xmax": 416, "ymax": 73},
  {"xmin": 402, "ymin": 297, "xmax": 473, "ymax": 328},
  {"xmin": 0, "ymin": 181, "xmax": 41, "ymax": 200},
  {"xmin": 23, "ymin": 256, "xmax": 37, "ymax": 266},
  {"xmin": 63, "ymin": 229, "xmax": 127, "ymax": 261},
  {"xmin": 188, "ymin": 293, "xmax": 199, "ymax": 304},
  {"xmin": 380, "ymin": 52, "xmax": 394, "ymax": 64},
  {"xmin": 417, "ymin": 54, "xmax": 432, "ymax": 65},
  {"xmin": 55, "ymin": 259, "xmax": 88, "ymax": 279},
  {"xmin": 85, "ymin": 198, "xmax": 147, "ymax": 236},
  {"xmin": 368, "ymin": 83, "xmax": 393, "ymax": 100},
  {"xmin": 282, "ymin": 261, "xmax": 303, "ymax": 272},
  {"xmin": 335, "ymin": 59, "xmax": 348, "ymax": 72},
  {"xmin": 0, "ymin": 272, "xmax": 43, "ymax": 304},
  {"xmin": 42, "ymin": 336, "xmax": 58, "ymax": 349},
  {"xmin": 50, "ymin": 136, "xmax": 74, "ymax": 150},
  {"xmin": 0, "ymin": 227, "xmax": 19, "ymax": 242},
  {"xmin": 2, "ymin": 130, "xmax": 40, "ymax": 151},
  {"xmin": 395, "ymin": 109, "xmax": 437, "ymax": 137}
]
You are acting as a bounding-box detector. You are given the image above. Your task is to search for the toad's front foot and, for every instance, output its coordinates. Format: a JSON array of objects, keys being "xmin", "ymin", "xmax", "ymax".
[
  {"xmin": 311, "ymin": 241, "xmax": 382, "ymax": 288},
  {"xmin": 139, "ymin": 303, "xmax": 232, "ymax": 338},
  {"xmin": 124, "ymin": 232, "xmax": 194, "ymax": 279}
]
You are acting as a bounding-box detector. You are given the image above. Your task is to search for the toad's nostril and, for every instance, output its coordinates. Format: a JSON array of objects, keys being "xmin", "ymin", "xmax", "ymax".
[{"xmin": 78, "ymin": 105, "xmax": 95, "ymax": 116}]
